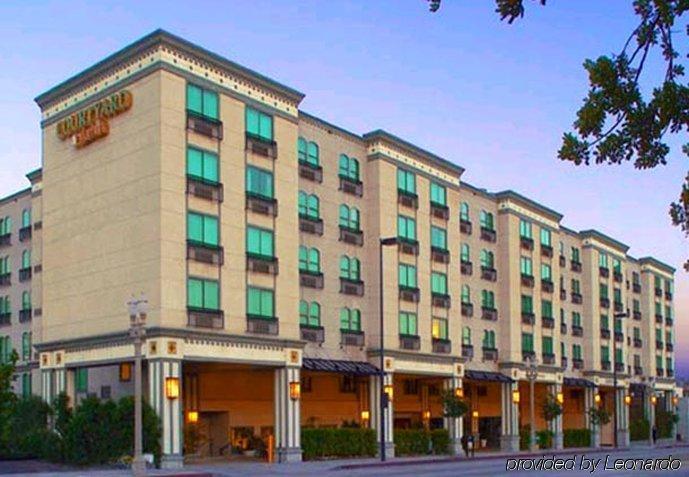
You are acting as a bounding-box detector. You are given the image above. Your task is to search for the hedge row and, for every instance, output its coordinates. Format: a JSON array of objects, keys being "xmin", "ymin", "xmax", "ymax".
[
  {"xmin": 301, "ymin": 428, "xmax": 376, "ymax": 460},
  {"xmin": 563, "ymin": 428, "xmax": 591, "ymax": 448},
  {"xmin": 393, "ymin": 429, "xmax": 450, "ymax": 456},
  {"xmin": 630, "ymin": 418, "xmax": 650, "ymax": 442}
]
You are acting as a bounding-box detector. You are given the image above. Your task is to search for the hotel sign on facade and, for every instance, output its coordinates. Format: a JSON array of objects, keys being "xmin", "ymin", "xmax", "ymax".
[{"xmin": 56, "ymin": 90, "xmax": 132, "ymax": 148}]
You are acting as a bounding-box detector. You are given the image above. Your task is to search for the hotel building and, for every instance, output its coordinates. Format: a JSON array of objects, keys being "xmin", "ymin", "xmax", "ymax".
[{"xmin": 0, "ymin": 30, "xmax": 679, "ymax": 466}]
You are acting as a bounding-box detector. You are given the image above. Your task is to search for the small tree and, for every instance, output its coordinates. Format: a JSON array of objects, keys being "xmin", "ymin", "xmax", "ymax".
[
  {"xmin": 439, "ymin": 389, "xmax": 468, "ymax": 418},
  {"xmin": 588, "ymin": 407, "xmax": 611, "ymax": 427},
  {"xmin": 0, "ymin": 350, "xmax": 18, "ymax": 454},
  {"xmin": 541, "ymin": 394, "xmax": 563, "ymax": 422}
]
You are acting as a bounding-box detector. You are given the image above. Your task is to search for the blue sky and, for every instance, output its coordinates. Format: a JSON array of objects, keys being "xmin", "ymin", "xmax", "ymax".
[{"xmin": 1, "ymin": 0, "xmax": 687, "ymax": 373}]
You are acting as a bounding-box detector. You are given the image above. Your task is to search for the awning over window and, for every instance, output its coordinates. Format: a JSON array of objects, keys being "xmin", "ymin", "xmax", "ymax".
[
  {"xmin": 563, "ymin": 377, "xmax": 595, "ymax": 388},
  {"xmin": 302, "ymin": 358, "xmax": 379, "ymax": 376},
  {"xmin": 464, "ymin": 370, "xmax": 512, "ymax": 383}
]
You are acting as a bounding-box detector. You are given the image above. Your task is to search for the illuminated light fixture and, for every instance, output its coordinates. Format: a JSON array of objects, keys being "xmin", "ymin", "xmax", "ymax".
[
  {"xmin": 472, "ymin": 410, "xmax": 479, "ymax": 418},
  {"xmin": 454, "ymin": 387, "xmax": 464, "ymax": 399},
  {"xmin": 512, "ymin": 390, "xmax": 521, "ymax": 404},
  {"xmin": 594, "ymin": 393, "xmax": 601, "ymax": 404},
  {"xmin": 361, "ymin": 410, "xmax": 370, "ymax": 421},
  {"xmin": 556, "ymin": 392, "xmax": 564, "ymax": 405},
  {"xmin": 384, "ymin": 384, "xmax": 394, "ymax": 402},
  {"xmin": 187, "ymin": 410, "xmax": 199, "ymax": 423},
  {"xmin": 119, "ymin": 362, "xmax": 132, "ymax": 382},
  {"xmin": 624, "ymin": 395, "xmax": 632, "ymax": 406},
  {"xmin": 651, "ymin": 395, "xmax": 657, "ymax": 405},
  {"xmin": 673, "ymin": 396, "xmax": 679, "ymax": 406},
  {"xmin": 289, "ymin": 381, "xmax": 301, "ymax": 401},
  {"xmin": 165, "ymin": 377, "xmax": 180, "ymax": 400},
  {"xmin": 422, "ymin": 410, "xmax": 431, "ymax": 420}
]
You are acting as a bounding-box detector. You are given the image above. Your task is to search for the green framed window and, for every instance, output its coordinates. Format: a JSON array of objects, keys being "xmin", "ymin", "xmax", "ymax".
[
  {"xmin": 339, "ymin": 154, "xmax": 360, "ymax": 181},
  {"xmin": 656, "ymin": 355, "xmax": 663, "ymax": 371},
  {"xmin": 481, "ymin": 290, "xmax": 495, "ymax": 308},
  {"xmin": 600, "ymin": 314, "xmax": 609, "ymax": 330},
  {"xmin": 572, "ymin": 312, "xmax": 581, "ymax": 327},
  {"xmin": 665, "ymin": 305, "xmax": 672, "ymax": 319},
  {"xmin": 246, "ymin": 166, "xmax": 274, "ymax": 199},
  {"xmin": 633, "ymin": 327, "xmax": 641, "ymax": 339},
  {"xmin": 613, "ymin": 258, "xmax": 621, "ymax": 273},
  {"xmin": 247, "ymin": 287, "xmax": 274, "ymax": 319},
  {"xmin": 245, "ymin": 107, "xmax": 273, "ymax": 142},
  {"xmin": 340, "ymin": 308, "xmax": 361, "ymax": 331},
  {"xmin": 22, "ymin": 373, "xmax": 31, "ymax": 397},
  {"xmin": 21, "ymin": 250, "xmax": 30, "ymax": 269},
  {"xmin": 614, "ymin": 317, "xmax": 622, "ymax": 333},
  {"xmin": 480, "ymin": 210, "xmax": 494, "ymax": 230},
  {"xmin": 571, "ymin": 279, "xmax": 581, "ymax": 294},
  {"xmin": 665, "ymin": 279, "xmax": 673, "ymax": 294},
  {"xmin": 75, "ymin": 368, "xmax": 88, "ymax": 393},
  {"xmin": 187, "ymin": 278, "xmax": 220, "ymax": 310},
  {"xmin": 633, "ymin": 299, "xmax": 640, "ymax": 312},
  {"xmin": 599, "ymin": 284, "xmax": 608, "ymax": 299},
  {"xmin": 573, "ymin": 344, "xmax": 582, "ymax": 360},
  {"xmin": 461, "ymin": 243, "xmax": 470, "ymax": 262},
  {"xmin": 519, "ymin": 219, "xmax": 532, "ymax": 239},
  {"xmin": 571, "ymin": 247, "xmax": 580, "ymax": 262},
  {"xmin": 521, "ymin": 295, "xmax": 533, "ymax": 313},
  {"xmin": 246, "ymin": 226, "xmax": 274, "ymax": 258},
  {"xmin": 541, "ymin": 263, "xmax": 552, "ymax": 281},
  {"xmin": 398, "ymin": 263, "xmax": 417, "ymax": 289},
  {"xmin": 0, "ymin": 297, "xmax": 8, "ymax": 315},
  {"xmin": 431, "ymin": 272, "xmax": 448, "ymax": 295},
  {"xmin": 430, "ymin": 182, "xmax": 446, "ymax": 206},
  {"xmin": 666, "ymin": 357, "xmax": 673, "ymax": 372},
  {"xmin": 340, "ymin": 256, "xmax": 361, "ymax": 281},
  {"xmin": 299, "ymin": 301, "xmax": 321, "ymax": 327},
  {"xmin": 431, "ymin": 226, "xmax": 447, "ymax": 250},
  {"xmin": 655, "ymin": 302, "xmax": 662, "ymax": 316},
  {"xmin": 432, "ymin": 317, "xmax": 448, "ymax": 340},
  {"xmin": 598, "ymin": 252, "xmax": 608, "ymax": 269},
  {"xmin": 614, "ymin": 288, "xmax": 622, "ymax": 303},
  {"xmin": 521, "ymin": 333, "xmax": 534, "ymax": 353},
  {"xmin": 21, "ymin": 332, "xmax": 30, "ymax": 361},
  {"xmin": 601, "ymin": 346, "xmax": 610, "ymax": 362},
  {"xmin": 21, "ymin": 209, "xmax": 30, "ymax": 228},
  {"xmin": 655, "ymin": 328, "xmax": 663, "ymax": 342},
  {"xmin": 397, "ymin": 215, "xmax": 417, "ymax": 241},
  {"xmin": 461, "ymin": 285, "xmax": 471, "ymax": 304},
  {"xmin": 666, "ymin": 330, "xmax": 672, "ymax": 344},
  {"xmin": 632, "ymin": 272, "xmax": 640, "ymax": 286},
  {"xmin": 654, "ymin": 275, "xmax": 661, "ymax": 289},
  {"xmin": 188, "ymin": 212, "xmax": 219, "ymax": 247},
  {"xmin": 542, "ymin": 299, "xmax": 553, "ymax": 318},
  {"xmin": 397, "ymin": 169, "xmax": 416, "ymax": 195},
  {"xmin": 339, "ymin": 205, "xmax": 360, "ymax": 231},
  {"xmin": 520, "ymin": 256, "xmax": 533, "ymax": 276},
  {"xmin": 460, "ymin": 202, "xmax": 470, "ymax": 222},
  {"xmin": 0, "ymin": 257, "xmax": 8, "ymax": 275},
  {"xmin": 399, "ymin": 312, "xmax": 418, "ymax": 336},
  {"xmin": 299, "ymin": 246, "xmax": 320, "ymax": 273},
  {"xmin": 186, "ymin": 146, "xmax": 219, "ymax": 184},
  {"xmin": 186, "ymin": 83, "xmax": 219, "ymax": 120},
  {"xmin": 298, "ymin": 138, "xmax": 320, "ymax": 167},
  {"xmin": 540, "ymin": 228, "xmax": 551, "ymax": 247},
  {"xmin": 480, "ymin": 249, "xmax": 494, "ymax": 269},
  {"xmin": 0, "ymin": 217, "xmax": 10, "ymax": 236},
  {"xmin": 483, "ymin": 330, "xmax": 496, "ymax": 349},
  {"xmin": 298, "ymin": 191, "xmax": 320, "ymax": 219},
  {"xmin": 0, "ymin": 336, "xmax": 10, "ymax": 364},
  {"xmin": 21, "ymin": 292, "xmax": 30, "ymax": 311},
  {"xmin": 542, "ymin": 336, "xmax": 553, "ymax": 354},
  {"xmin": 561, "ymin": 341, "xmax": 566, "ymax": 357},
  {"xmin": 462, "ymin": 327, "xmax": 471, "ymax": 345}
]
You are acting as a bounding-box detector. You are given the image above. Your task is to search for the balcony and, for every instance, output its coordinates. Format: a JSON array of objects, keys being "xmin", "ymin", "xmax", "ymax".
[
  {"xmin": 559, "ymin": 255, "xmax": 566, "ymax": 267},
  {"xmin": 0, "ymin": 273, "xmax": 10, "ymax": 287},
  {"xmin": 520, "ymin": 237, "xmax": 534, "ymax": 251},
  {"xmin": 399, "ymin": 286, "xmax": 420, "ymax": 303},
  {"xmin": 398, "ymin": 238, "xmax": 419, "ymax": 256},
  {"xmin": 570, "ymin": 260, "xmax": 582, "ymax": 272},
  {"xmin": 339, "ymin": 226, "xmax": 364, "ymax": 246},
  {"xmin": 615, "ymin": 362, "xmax": 625, "ymax": 373},
  {"xmin": 19, "ymin": 226, "xmax": 31, "ymax": 242},
  {"xmin": 480, "ymin": 227, "xmax": 496, "ymax": 243},
  {"xmin": 599, "ymin": 267, "xmax": 609, "ymax": 278},
  {"xmin": 246, "ymin": 192, "xmax": 278, "ymax": 216},
  {"xmin": 18, "ymin": 309, "xmax": 32, "ymax": 323},
  {"xmin": 300, "ymin": 271, "xmax": 324, "ymax": 289},
  {"xmin": 431, "ymin": 247, "xmax": 450, "ymax": 264},
  {"xmin": 339, "ymin": 175, "xmax": 363, "ymax": 197},
  {"xmin": 601, "ymin": 360, "xmax": 611, "ymax": 371},
  {"xmin": 481, "ymin": 307, "xmax": 498, "ymax": 321},
  {"xmin": 571, "ymin": 292, "xmax": 582, "ymax": 304},
  {"xmin": 187, "ymin": 308, "xmax": 224, "ymax": 329},
  {"xmin": 655, "ymin": 314, "xmax": 663, "ymax": 324},
  {"xmin": 397, "ymin": 190, "xmax": 418, "ymax": 209},
  {"xmin": 246, "ymin": 253, "xmax": 278, "ymax": 275},
  {"xmin": 0, "ymin": 234, "xmax": 10, "ymax": 247},
  {"xmin": 300, "ymin": 325, "xmax": 325, "ymax": 344},
  {"xmin": 187, "ymin": 110, "xmax": 223, "ymax": 139},
  {"xmin": 522, "ymin": 350, "xmax": 536, "ymax": 361},
  {"xmin": 480, "ymin": 267, "xmax": 497, "ymax": 282},
  {"xmin": 633, "ymin": 338, "xmax": 642, "ymax": 348},
  {"xmin": 633, "ymin": 310, "xmax": 642, "ymax": 321},
  {"xmin": 666, "ymin": 317, "xmax": 673, "ymax": 327},
  {"xmin": 541, "ymin": 244, "xmax": 553, "ymax": 258},
  {"xmin": 560, "ymin": 289, "xmax": 567, "ymax": 301},
  {"xmin": 431, "ymin": 293, "xmax": 451, "ymax": 309},
  {"xmin": 247, "ymin": 315, "xmax": 279, "ymax": 335},
  {"xmin": 400, "ymin": 334, "xmax": 421, "ymax": 351},
  {"xmin": 667, "ymin": 369, "xmax": 675, "ymax": 378},
  {"xmin": 460, "ymin": 261, "xmax": 473, "ymax": 276},
  {"xmin": 482, "ymin": 347, "xmax": 498, "ymax": 361},
  {"xmin": 340, "ymin": 278, "xmax": 365, "ymax": 296},
  {"xmin": 430, "ymin": 202, "xmax": 450, "ymax": 220},
  {"xmin": 561, "ymin": 323, "xmax": 567, "ymax": 334},
  {"xmin": 614, "ymin": 331, "xmax": 624, "ymax": 343},
  {"xmin": 600, "ymin": 328, "xmax": 610, "ymax": 340},
  {"xmin": 656, "ymin": 368, "xmax": 664, "ymax": 378},
  {"xmin": 245, "ymin": 133, "xmax": 278, "ymax": 159},
  {"xmin": 665, "ymin": 291, "xmax": 673, "ymax": 301},
  {"xmin": 0, "ymin": 313, "xmax": 9, "ymax": 326},
  {"xmin": 542, "ymin": 316, "xmax": 555, "ymax": 329},
  {"xmin": 340, "ymin": 330, "xmax": 365, "ymax": 347},
  {"xmin": 461, "ymin": 302, "xmax": 474, "ymax": 318},
  {"xmin": 632, "ymin": 282, "xmax": 641, "ymax": 293},
  {"xmin": 521, "ymin": 312, "xmax": 535, "ymax": 325},
  {"xmin": 614, "ymin": 301, "xmax": 624, "ymax": 313},
  {"xmin": 188, "ymin": 242, "xmax": 224, "ymax": 266},
  {"xmin": 542, "ymin": 353, "xmax": 555, "ymax": 365},
  {"xmin": 666, "ymin": 342, "xmax": 674, "ymax": 352},
  {"xmin": 613, "ymin": 271, "xmax": 623, "ymax": 283},
  {"xmin": 561, "ymin": 357, "xmax": 568, "ymax": 369},
  {"xmin": 655, "ymin": 287, "xmax": 663, "ymax": 297},
  {"xmin": 187, "ymin": 176, "xmax": 223, "ymax": 202},
  {"xmin": 599, "ymin": 297, "xmax": 610, "ymax": 309},
  {"xmin": 18, "ymin": 267, "xmax": 32, "ymax": 282},
  {"xmin": 634, "ymin": 366, "xmax": 643, "ymax": 376},
  {"xmin": 432, "ymin": 338, "xmax": 452, "ymax": 354},
  {"xmin": 299, "ymin": 215, "xmax": 324, "ymax": 235},
  {"xmin": 521, "ymin": 274, "xmax": 534, "ymax": 288},
  {"xmin": 656, "ymin": 340, "xmax": 664, "ymax": 349},
  {"xmin": 462, "ymin": 344, "xmax": 474, "ymax": 359},
  {"xmin": 541, "ymin": 279, "xmax": 554, "ymax": 293},
  {"xmin": 460, "ymin": 220, "xmax": 472, "ymax": 235},
  {"xmin": 573, "ymin": 358, "xmax": 584, "ymax": 370},
  {"xmin": 298, "ymin": 161, "xmax": 323, "ymax": 183}
]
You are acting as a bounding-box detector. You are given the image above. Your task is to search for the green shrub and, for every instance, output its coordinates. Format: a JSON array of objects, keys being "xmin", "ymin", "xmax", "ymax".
[
  {"xmin": 301, "ymin": 428, "xmax": 376, "ymax": 460},
  {"xmin": 394, "ymin": 429, "xmax": 431, "ymax": 456},
  {"xmin": 656, "ymin": 410, "xmax": 678, "ymax": 439},
  {"xmin": 430, "ymin": 429, "xmax": 450, "ymax": 455},
  {"xmin": 62, "ymin": 396, "xmax": 120, "ymax": 465},
  {"xmin": 630, "ymin": 418, "xmax": 650, "ymax": 441},
  {"xmin": 519, "ymin": 425, "xmax": 531, "ymax": 450},
  {"xmin": 113, "ymin": 396, "xmax": 162, "ymax": 466},
  {"xmin": 563, "ymin": 428, "xmax": 591, "ymax": 448},
  {"xmin": 536, "ymin": 429, "xmax": 554, "ymax": 449}
]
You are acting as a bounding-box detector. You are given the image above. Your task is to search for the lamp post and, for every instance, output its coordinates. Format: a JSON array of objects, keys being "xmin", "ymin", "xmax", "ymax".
[
  {"xmin": 613, "ymin": 311, "xmax": 628, "ymax": 449},
  {"xmin": 525, "ymin": 356, "xmax": 538, "ymax": 452},
  {"xmin": 379, "ymin": 237, "xmax": 398, "ymax": 461},
  {"xmin": 127, "ymin": 294, "xmax": 148, "ymax": 477}
]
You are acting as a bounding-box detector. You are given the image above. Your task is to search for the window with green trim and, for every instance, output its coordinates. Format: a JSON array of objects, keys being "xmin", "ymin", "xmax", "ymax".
[
  {"xmin": 483, "ymin": 330, "xmax": 496, "ymax": 349},
  {"xmin": 397, "ymin": 169, "xmax": 416, "ymax": 195},
  {"xmin": 656, "ymin": 355, "xmax": 663, "ymax": 371},
  {"xmin": 665, "ymin": 305, "xmax": 672, "ymax": 319},
  {"xmin": 299, "ymin": 246, "xmax": 320, "ymax": 273},
  {"xmin": 522, "ymin": 333, "xmax": 534, "ymax": 353},
  {"xmin": 633, "ymin": 299, "xmax": 640, "ymax": 312},
  {"xmin": 462, "ymin": 327, "xmax": 471, "ymax": 345},
  {"xmin": 521, "ymin": 295, "xmax": 533, "ymax": 313},
  {"xmin": 542, "ymin": 336, "xmax": 553, "ymax": 354},
  {"xmin": 480, "ymin": 210, "xmax": 494, "ymax": 230},
  {"xmin": 614, "ymin": 317, "xmax": 622, "ymax": 333},
  {"xmin": 187, "ymin": 278, "xmax": 219, "ymax": 310},
  {"xmin": 0, "ymin": 297, "xmax": 8, "ymax": 316},
  {"xmin": 633, "ymin": 327, "xmax": 640, "ymax": 339},
  {"xmin": 572, "ymin": 312, "xmax": 581, "ymax": 327},
  {"xmin": 614, "ymin": 288, "xmax": 622, "ymax": 303},
  {"xmin": 21, "ymin": 209, "xmax": 30, "ymax": 228},
  {"xmin": 431, "ymin": 272, "xmax": 448, "ymax": 295},
  {"xmin": 573, "ymin": 344, "xmax": 582, "ymax": 360},
  {"xmin": 247, "ymin": 287, "xmax": 274, "ymax": 319},
  {"xmin": 541, "ymin": 263, "xmax": 551, "ymax": 281},
  {"xmin": 397, "ymin": 215, "xmax": 416, "ymax": 241},
  {"xmin": 655, "ymin": 328, "xmax": 662, "ymax": 342},
  {"xmin": 0, "ymin": 336, "xmax": 10, "ymax": 364},
  {"xmin": 655, "ymin": 302, "xmax": 662, "ymax": 316},
  {"xmin": 598, "ymin": 252, "xmax": 608, "ymax": 269},
  {"xmin": 188, "ymin": 212, "xmax": 219, "ymax": 247},
  {"xmin": 461, "ymin": 285, "xmax": 471, "ymax": 304},
  {"xmin": 460, "ymin": 202, "xmax": 470, "ymax": 222},
  {"xmin": 21, "ymin": 292, "xmax": 30, "ymax": 311},
  {"xmin": 432, "ymin": 317, "xmax": 448, "ymax": 340},
  {"xmin": 431, "ymin": 226, "xmax": 447, "ymax": 250},
  {"xmin": 339, "ymin": 205, "xmax": 360, "ymax": 231},
  {"xmin": 571, "ymin": 279, "xmax": 581, "ymax": 294},
  {"xmin": 519, "ymin": 219, "xmax": 532, "ymax": 239},
  {"xmin": 480, "ymin": 249, "xmax": 494, "ymax": 269},
  {"xmin": 0, "ymin": 217, "xmax": 10, "ymax": 236},
  {"xmin": 299, "ymin": 301, "xmax": 320, "ymax": 327},
  {"xmin": 22, "ymin": 373, "xmax": 30, "ymax": 397},
  {"xmin": 186, "ymin": 83, "xmax": 219, "ymax": 120},
  {"xmin": 75, "ymin": 368, "xmax": 88, "ymax": 393},
  {"xmin": 561, "ymin": 341, "xmax": 566, "ymax": 357},
  {"xmin": 187, "ymin": 147, "xmax": 219, "ymax": 184},
  {"xmin": 398, "ymin": 263, "xmax": 417, "ymax": 289},
  {"xmin": 520, "ymin": 256, "xmax": 533, "ymax": 276},
  {"xmin": 461, "ymin": 243, "xmax": 470, "ymax": 263},
  {"xmin": 246, "ymin": 166, "xmax": 273, "ymax": 199},
  {"xmin": 21, "ymin": 332, "xmax": 30, "ymax": 361},
  {"xmin": 298, "ymin": 138, "xmax": 320, "ymax": 167},
  {"xmin": 613, "ymin": 258, "xmax": 621, "ymax": 273},
  {"xmin": 245, "ymin": 107, "xmax": 273, "ymax": 142},
  {"xmin": 246, "ymin": 226, "xmax": 274, "ymax": 258},
  {"xmin": 430, "ymin": 182, "xmax": 446, "ymax": 206},
  {"xmin": 654, "ymin": 275, "xmax": 662, "ymax": 289},
  {"xmin": 399, "ymin": 312, "xmax": 418, "ymax": 336},
  {"xmin": 339, "ymin": 154, "xmax": 360, "ymax": 181},
  {"xmin": 600, "ymin": 314, "xmax": 609, "ymax": 330},
  {"xmin": 298, "ymin": 191, "xmax": 320, "ymax": 219},
  {"xmin": 540, "ymin": 228, "xmax": 551, "ymax": 247},
  {"xmin": 667, "ymin": 357, "xmax": 673, "ymax": 371},
  {"xmin": 482, "ymin": 290, "xmax": 495, "ymax": 309},
  {"xmin": 666, "ymin": 330, "xmax": 672, "ymax": 344},
  {"xmin": 340, "ymin": 255, "xmax": 361, "ymax": 281},
  {"xmin": 601, "ymin": 346, "xmax": 610, "ymax": 362},
  {"xmin": 665, "ymin": 279, "xmax": 673, "ymax": 294},
  {"xmin": 21, "ymin": 250, "xmax": 30, "ymax": 269},
  {"xmin": 615, "ymin": 349, "xmax": 623, "ymax": 364},
  {"xmin": 571, "ymin": 247, "xmax": 580, "ymax": 262},
  {"xmin": 599, "ymin": 284, "xmax": 608, "ymax": 299},
  {"xmin": 340, "ymin": 307, "xmax": 361, "ymax": 331},
  {"xmin": 0, "ymin": 257, "xmax": 9, "ymax": 275},
  {"xmin": 542, "ymin": 299, "xmax": 553, "ymax": 318}
]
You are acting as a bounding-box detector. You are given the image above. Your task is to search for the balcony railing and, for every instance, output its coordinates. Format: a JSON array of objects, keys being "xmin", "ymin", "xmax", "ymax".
[
  {"xmin": 632, "ymin": 282, "xmax": 641, "ymax": 293},
  {"xmin": 400, "ymin": 334, "xmax": 421, "ymax": 351},
  {"xmin": 0, "ymin": 313, "xmax": 10, "ymax": 326},
  {"xmin": 655, "ymin": 314, "xmax": 663, "ymax": 324},
  {"xmin": 542, "ymin": 316, "xmax": 555, "ymax": 329},
  {"xmin": 613, "ymin": 271, "xmax": 623, "ymax": 283},
  {"xmin": 188, "ymin": 242, "xmax": 224, "ymax": 266},
  {"xmin": 298, "ymin": 161, "xmax": 323, "ymax": 183},
  {"xmin": 665, "ymin": 291, "xmax": 673, "ymax": 301},
  {"xmin": 599, "ymin": 297, "xmax": 610, "ymax": 309},
  {"xmin": 656, "ymin": 340, "xmax": 664, "ymax": 349},
  {"xmin": 656, "ymin": 368, "xmax": 664, "ymax": 378},
  {"xmin": 18, "ymin": 267, "xmax": 32, "ymax": 282},
  {"xmin": 666, "ymin": 317, "xmax": 674, "ymax": 326},
  {"xmin": 432, "ymin": 338, "xmax": 451, "ymax": 354},
  {"xmin": 601, "ymin": 360, "xmax": 611, "ymax": 371},
  {"xmin": 521, "ymin": 312, "xmax": 535, "ymax": 325},
  {"xmin": 300, "ymin": 270, "xmax": 324, "ymax": 289},
  {"xmin": 560, "ymin": 289, "xmax": 567, "ymax": 301},
  {"xmin": 666, "ymin": 343, "xmax": 674, "ymax": 352},
  {"xmin": 299, "ymin": 215, "xmax": 324, "ymax": 235},
  {"xmin": 461, "ymin": 302, "xmax": 473, "ymax": 318},
  {"xmin": 667, "ymin": 369, "xmax": 675, "ymax": 378},
  {"xmin": 521, "ymin": 274, "xmax": 534, "ymax": 288},
  {"xmin": 614, "ymin": 331, "xmax": 624, "ymax": 342},
  {"xmin": 599, "ymin": 267, "xmax": 609, "ymax": 278},
  {"xmin": 246, "ymin": 192, "xmax": 278, "ymax": 216},
  {"xmin": 634, "ymin": 366, "xmax": 643, "ymax": 376},
  {"xmin": 480, "ymin": 227, "xmax": 496, "ymax": 243},
  {"xmin": 340, "ymin": 330, "xmax": 365, "ymax": 347},
  {"xmin": 398, "ymin": 238, "xmax": 419, "ymax": 256},
  {"xmin": 18, "ymin": 309, "xmax": 32, "ymax": 323},
  {"xmin": 571, "ymin": 292, "xmax": 582, "ymax": 304},
  {"xmin": 520, "ymin": 237, "xmax": 534, "ymax": 251},
  {"xmin": 399, "ymin": 286, "xmax": 420, "ymax": 303},
  {"xmin": 633, "ymin": 310, "xmax": 642, "ymax": 321},
  {"xmin": 430, "ymin": 202, "xmax": 450, "ymax": 220},
  {"xmin": 522, "ymin": 350, "xmax": 536, "ymax": 361},
  {"xmin": 187, "ymin": 110, "xmax": 223, "ymax": 139},
  {"xmin": 432, "ymin": 293, "xmax": 451, "ymax": 309},
  {"xmin": 0, "ymin": 234, "xmax": 10, "ymax": 247},
  {"xmin": 246, "ymin": 253, "xmax": 278, "ymax": 275},
  {"xmin": 542, "ymin": 353, "xmax": 555, "ymax": 365},
  {"xmin": 188, "ymin": 308, "xmax": 224, "ymax": 329},
  {"xmin": 462, "ymin": 344, "xmax": 474, "ymax": 359},
  {"xmin": 480, "ymin": 267, "xmax": 497, "ymax": 282},
  {"xmin": 245, "ymin": 133, "xmax": 278, "ymax": 159},
  {"xmin": 339, "ymin": 175, "xmax": 363, "ymax": 197},
  {"xmin": 572, "ymin": 325, "xmax": 583, "ymax": 337},
  {"xmin": 482, "ymin": 347, "xmax": 498, "ymax": 361},
  {"xmin": 615, "ymin": 362, "xmax": 625, "ymax": 372},
  {"xmin": 561, "ymin": 357, "xmax": 568, "ymax": 369},
  {"xmin": 247, "ymin": 315, "xmax": 279, "ymax": 335},
  {"xmin": 600, "ymin": 328, "xmax": 610, "ymax": 339},
  {"xmin": 397, "ymin": 190, "xmax": 418, "ymax": 209},
  {"xmin": 339, "ymin": 226, "xmax": 364, "ymax": 246},
  {"xmin": 300, "ymin": 325, "xmax": 325, "ymax": 344},
  {"xmin": 340, "ymin": 278, "xmax": 365, "ymax": 296},
  {"xmin": 633, "ymin": 338, "xmax": 642, "ymax": 348},
  {"xmin": 655, "ymin": 287, "xmax": 663, "ymax": 297},
  {"xmin": 481, "ymin": 307, "xmax": 498, "ymax": 321},
  {"xmin": 19, "ymin": 226, "xmax": 31, "ymax": 242},
  {"xmin": 541, "ymin": 279, "xmax": 554, "ymax": 293},
  {"xmin": 573, "ymin": 358, "xmax": 584, "ymax": 370},
  {"xmin": 460, "ymin": 220, "xmax": 472, "ymax": 235},
  {"xmin": 0, "ymin": 273, "xmax": 10, "ymax": 287},
  {"xmin": 187, "ymin": 176, "xmax": 224, "ymax": 202},
  {"xmin": 460, "ymin": 261, "xmax": 473, "ymax": 276},
  {"xmin": 431, "ymin": 247, "xmax": 450, "ymax": 264},
  {"xmin": 570, "ymin": 260, "xmax": 582, "ymax": 272},
  {"xmin": 614, "ymin": 301, "xmax": 624, "ymax": 312},
  {"xmin": 541, "ymin": 244, "xmax": 553, "ymax": 258}
]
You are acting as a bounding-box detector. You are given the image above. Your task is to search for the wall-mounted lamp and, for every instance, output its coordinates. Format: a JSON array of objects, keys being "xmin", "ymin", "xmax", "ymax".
[
  {"xmin": 594, "ymin": 393, "xmax": 601, "ymax": 404},
  {"xmin": 512, "ymin": 390, "xmax": 521, "ymax": 404},
  {"xmin": 556, "ymin": 392, "xmax": 564, "ymax": 405},
  {"xmin": 472, "ymin": 410, "xmax": 479, "ymax": 418},
  {"xmin": 187, "ymin": 410, "xmax": 199, "ymax": 423},
  {"xmin": 673, "ymin": 396, "xmax": 679, "ymax": 406},
  {"xmin": 289, "ymin": 381, "xmax": 301, "ymax": 401},
  {"xmin": 165, "ymin": 377, "xmax": 180, "ymax": 400},
  {"xmin": 422, "ymin": 410, "xmax": 431, "ymax": 420},
  {"xmin": 384, "ymin": 384, "xmax": 394, "ymax": 402},
  {"xmin": 624, "ymin": 395, "xmax": 631, "ymax": 406},
  {"xmin": 454, "ymin": 387, "xmax": 464, "ymax": 399},
  {"xmin": 651, "ymin": 395, "xmax": 657, "ymax": 405},
  {"xmin": 361, "ymin": 410, "xmax": 370, "ymax": 421}
]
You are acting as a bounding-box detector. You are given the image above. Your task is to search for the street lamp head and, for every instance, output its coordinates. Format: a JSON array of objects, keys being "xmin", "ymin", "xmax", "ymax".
[
  {"xmin": 127, "ymin": 296, "xmax": 138, "ymax": 318},
  {"xmin": 137, "ymin": 294, "xmax": 148, "ymax": 320}
]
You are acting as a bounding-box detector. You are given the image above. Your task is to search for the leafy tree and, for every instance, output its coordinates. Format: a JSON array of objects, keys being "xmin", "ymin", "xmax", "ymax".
[
  {"xmin": 439, "ymin": 389, "xmax": 469, "ymax": 418},
  {"xmin": 0, "ymin": 350, "xmax": 18, "ymax": 453},
  {"xmin": 429, "ymin": 0, "xmax": 689, "ymax": 268},
  {"xmin": 540, "ymin": 393, "xmax": 563, "ymax": 422}
]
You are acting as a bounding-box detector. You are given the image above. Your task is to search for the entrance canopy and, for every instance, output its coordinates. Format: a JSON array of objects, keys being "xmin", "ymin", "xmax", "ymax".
[
  {"xmin": 563, "ymin": 377, "xmax": 595, "ymax": 388},
  {"xmin": 464, "ymin": 370, "xmax": 512, "ymax": 382},
  {"xmin": 302, "ymin": 358, "xmax": 379, "ymax": 376}
]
